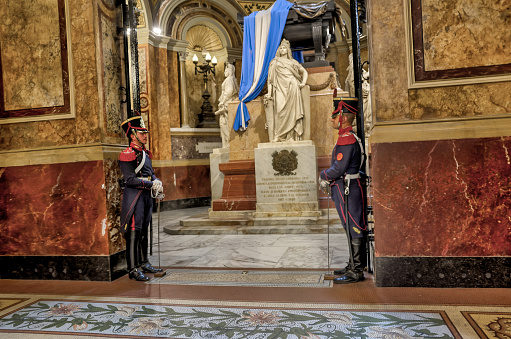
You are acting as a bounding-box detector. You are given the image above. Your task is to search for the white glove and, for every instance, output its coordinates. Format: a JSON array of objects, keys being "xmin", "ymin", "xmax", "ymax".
[
  {"xmin": 152, "ymin": 179, "xmax": 163, "ymax": 193},
  {"xmin": 318, "ymin": 176, "xmax": 331, "ymax": 195}
]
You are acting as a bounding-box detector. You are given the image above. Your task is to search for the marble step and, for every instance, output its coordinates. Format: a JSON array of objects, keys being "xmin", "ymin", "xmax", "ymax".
[
  {"xmin": 179, "ymin": 209, "xmax": 340, "ymax": 227},
  {"xmin": 163, "ymin": 223, "xmax": 345, "ymax": 235}
]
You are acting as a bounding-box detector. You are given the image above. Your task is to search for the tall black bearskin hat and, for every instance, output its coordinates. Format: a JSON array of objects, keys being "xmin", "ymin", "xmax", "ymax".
[{"xmin": 121, "ymin": 114, "xmax": 148, "ymax": 137}]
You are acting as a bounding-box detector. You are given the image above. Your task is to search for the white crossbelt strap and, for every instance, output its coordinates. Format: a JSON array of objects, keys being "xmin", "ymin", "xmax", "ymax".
[
  {"xmin": 351, "ymin": 132, "xmax": 365, "ymax": 171},
  {"xmin": 134, "ymin": 150, "xmax": 146, "ymax": 174}
]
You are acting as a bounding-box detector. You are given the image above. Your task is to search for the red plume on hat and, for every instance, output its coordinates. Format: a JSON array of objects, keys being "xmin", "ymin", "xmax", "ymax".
[{"xmin": 121, "ymin": 111, "xmax": 148, "ymax": 136}]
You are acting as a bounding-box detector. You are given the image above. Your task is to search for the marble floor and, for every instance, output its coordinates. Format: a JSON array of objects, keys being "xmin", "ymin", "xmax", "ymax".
[{"xmin": 148, "ymin": 206, "xmax": 351, "ymax": 270}]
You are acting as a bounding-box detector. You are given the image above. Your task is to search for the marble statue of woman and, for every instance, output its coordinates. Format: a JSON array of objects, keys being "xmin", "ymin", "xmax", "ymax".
[
  {"xmin": 362, "ymin": 68, "xmax": 372, "ymax": 135},
  {"xmin": 265, "ymin": 39, "xmax": 308, "ymax": 142},
  {"xmin": 345, "ymin": 53, "xmax": 355, "ymax": 97},
  {"xmin": 215, "ymin": 63, "xmax": 238, "ymax": 148}
]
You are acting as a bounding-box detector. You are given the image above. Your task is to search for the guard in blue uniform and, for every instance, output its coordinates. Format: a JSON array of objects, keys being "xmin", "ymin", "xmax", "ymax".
[
  {"xmin": 119, "ymin": 115, "xmax": 163, "ymax": 281},
  {"xmin": 319, "ymin": 98, "xmax": 367, "ymax": 284}
]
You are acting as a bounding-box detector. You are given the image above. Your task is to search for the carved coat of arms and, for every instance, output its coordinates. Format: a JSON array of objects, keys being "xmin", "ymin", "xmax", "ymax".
[{"xmin": 271, "ymin": 150, "xmax": 298, "ymax": 176}]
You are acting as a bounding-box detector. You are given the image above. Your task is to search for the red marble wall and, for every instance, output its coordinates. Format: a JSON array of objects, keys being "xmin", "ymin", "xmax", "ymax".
[
  {"xmin": 155, "ymin": 165, "xmax": 211, "ymax": 201},
  {"xmin": 0, "ymin": 161, "xmax": 110, "ymax": 256},
  {"xmin": 372, "ymin": 136, "xmax": 511, "ymax": 257}
]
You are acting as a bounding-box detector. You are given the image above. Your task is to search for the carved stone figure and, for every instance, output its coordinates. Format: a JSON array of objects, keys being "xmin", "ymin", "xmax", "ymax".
[
  {"xmin": 345, "ymin": 53, "xmax": 355, "ymax": 97},
  {"xmin": 215, "ymin": 63, "xmax": 238, "ymax": 148},
  {"xmin": 362, "ymin": 68, "xmax": 372, "ymax": 135},
  {"xmin": 265, "ymin": 39, "xmax": 309, "ymax": 142}
]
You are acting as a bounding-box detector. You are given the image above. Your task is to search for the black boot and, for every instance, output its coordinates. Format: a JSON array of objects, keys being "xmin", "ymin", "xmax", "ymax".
[
  {"xmin": 139, "ymin": 230, "xmax": 163, "ymax": 273},
  {"xmin": 128, "ymin": 268, "xmax": 150, "ymax": 281},
  {"xmin": 334, "ymin": 237, "xmax": 366, "ymax": 284},
  {"xmin": 125, "ymin": 231, "xmax": 150, "ymax": 281},
  {"xmin": 333, "ymin": 264, "xmax": 350, "ymax": 276}
]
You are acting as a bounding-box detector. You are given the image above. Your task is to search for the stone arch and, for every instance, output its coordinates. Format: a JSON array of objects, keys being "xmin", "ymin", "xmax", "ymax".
[{"xmin": 159, "ymin": 0, "xmax": 242, "ymax": 49}]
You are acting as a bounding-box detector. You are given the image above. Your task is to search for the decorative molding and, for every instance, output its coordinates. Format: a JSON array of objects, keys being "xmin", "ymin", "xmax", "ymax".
[
  {"xmin": 0, "ymin": 143, "xmax": 124, "ymax": 167},
  {"xmin": 153, "ymin": 159, "xmax": 211, "ymax": 166},
  {"xmin": 237, "ymin": 1, "xmax": 273, "ymax": 14},
  {"xmin": 370, "ymin": 115, "xmax": 511, "ymax": 144},
  {"xmin": 170, "ymin": 127, "xmax": 220, "ymax": 136},
  {"xmin": 308, "ymin": 73, "xmax": 336, "ymax": 91},
  {"xmin": 167, "ymin": 38, "xmax": 190, "ymax": 52},
  {"xmin": 186, "ymin": 25, "xmax": 223, "ymax": 52}
]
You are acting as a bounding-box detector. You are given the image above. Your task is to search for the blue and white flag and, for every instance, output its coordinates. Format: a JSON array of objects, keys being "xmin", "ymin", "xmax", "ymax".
[{"xmin": 233, "ymin": 0, "xmax": 292, "ymax": 132}]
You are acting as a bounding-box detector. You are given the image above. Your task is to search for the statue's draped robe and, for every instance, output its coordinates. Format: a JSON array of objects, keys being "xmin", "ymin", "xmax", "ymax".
[
  {"xmin": 267, "ymin": 57, "xmax": 305, "ymax": 141},
  {"xmin": 217, "ymin": 74, "xmax": 239, "ymax": 147}
]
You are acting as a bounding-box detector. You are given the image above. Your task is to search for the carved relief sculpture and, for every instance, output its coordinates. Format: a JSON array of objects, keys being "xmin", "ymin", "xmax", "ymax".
[
  {"xmin": 215, "ymin": 63, "xmax": 239, "ymax": 148},
  {"xmin": 264, "ymin": 39, "xmax": 309, "ymax": 142}
]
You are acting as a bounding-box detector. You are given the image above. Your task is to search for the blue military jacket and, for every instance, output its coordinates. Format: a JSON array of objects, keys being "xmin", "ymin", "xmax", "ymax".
[
  {"xmin": 320, "ymin": 126, "xmax": 367, "ymax": 234},
  {"xmin": 119, "ymin": 142, "xmax": 157, "ymax": 233}
]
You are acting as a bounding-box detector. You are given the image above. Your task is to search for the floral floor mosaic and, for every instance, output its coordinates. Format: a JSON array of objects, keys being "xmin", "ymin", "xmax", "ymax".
[{"xmin": 0, "ymin": 294, "xmax": 509, "ymax": 338}]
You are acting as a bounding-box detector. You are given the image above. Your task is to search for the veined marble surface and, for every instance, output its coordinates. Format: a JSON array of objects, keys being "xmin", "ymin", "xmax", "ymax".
[
  {"xmin": 149, "ymin": 207, "xmax": 350, "ymax": 269},
  {"xmin": 422, "ymin": 0, "xmax": 511, "ymax": 71}
]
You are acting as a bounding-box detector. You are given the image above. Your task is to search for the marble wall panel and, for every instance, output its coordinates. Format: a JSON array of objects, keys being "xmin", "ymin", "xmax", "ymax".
[
  {"xmin": 371, "ymin": 136, "xmax": 511, "ymax": 257},
  {"xmin": 65, "ymin": 0, "xmax": 102, "ymax": 144},
  {"xmin": 146, "ymin": 45, "xmax": 174, "ymax": 159},
  {"xmin": 421, "ymin": 0, "xmax": 511, "ymax": 71},
  {"xmin": 0, "ymin": 161, "xmax": 110, "ymax": 256},
  {"xmin": 0, "ymin": 0, "xmax": 111, "ymax": 150},
  {"xmin": 409, "ymin": 82, "xmax": 511, "ymax": 120},
  {"xmin": 0, "ymin": 0, "xmax": 64, "ymax": 112},
  {"xmin": 171, "ymin": 135, "xmax": 222, "ymax": 160},
  {"xmin": 167, "ymin": 51, "xmax": 181, "ymax": 129},
  {"xmin": 367, "ymin": 0, "xmax": 410, "ymax": 122},
  {"xmin": 103, "ymin": 158, "xmax": 124, "ymax": 255},
  {"xmin": 155, "ymin": 165, "xmax": 211, "ymax": 201},
  {"xmin": 98, "ymin": 3, "xmax": 123, "ymax": 134}
]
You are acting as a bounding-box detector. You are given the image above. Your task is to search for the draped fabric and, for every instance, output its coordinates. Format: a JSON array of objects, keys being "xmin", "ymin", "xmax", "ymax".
[
  {"xmin": 233, "ymin": 0, "xmax": 292, "ymax": 132},
  {"xmin": 292, "ymin": 51, "xmax": 304, "ymax": 63}
]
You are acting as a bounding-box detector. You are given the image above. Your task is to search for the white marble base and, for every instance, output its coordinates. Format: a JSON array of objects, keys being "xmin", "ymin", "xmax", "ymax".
[
  {"xmin": 209, "ymin": 148, "xmax": 229, "ymax": 202},
  {"xmin": 254, "ymin": 140, "xmax": 319, "ymax": 218}
]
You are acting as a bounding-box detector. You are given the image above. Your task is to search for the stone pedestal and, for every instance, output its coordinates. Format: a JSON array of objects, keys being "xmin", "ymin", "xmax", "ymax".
[
  {"xmin": 254, "ymin": 140, "xmax": 320, "ymax": 217},
  {"xmin": 209, "ymin": 148, "xmax": 229, "ymax": 202},
  {"xmin": 211, "ymin": 160, "xmax": 256, "ymax": 212}
]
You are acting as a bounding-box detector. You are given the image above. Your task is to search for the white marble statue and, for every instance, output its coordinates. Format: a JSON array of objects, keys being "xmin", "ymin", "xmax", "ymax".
[
  {"xmin": 265, "ymin": 39, "xmax": 308, "ymax": 142},
  {"xmin": 215, "ymin": 63, "xmax": 238, "ymax": 148},
  {"xmin": 362, "ymin": 68, "xmax": 372, "ymax": 134},
  {"xmin": 345, "ymin": 53, "xmax": 355, "ymax": 97}
]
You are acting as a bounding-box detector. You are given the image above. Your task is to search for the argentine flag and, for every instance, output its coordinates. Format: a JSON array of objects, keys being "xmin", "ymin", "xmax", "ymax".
[{"xmin": 233, "ymin": 0, "xmax": 292, "ymax": 132}]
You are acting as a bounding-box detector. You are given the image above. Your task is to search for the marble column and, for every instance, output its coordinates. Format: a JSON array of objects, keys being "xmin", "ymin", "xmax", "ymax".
[{"xmin": 178, "ymin": 51, "xmax": 190, "ymax": 128}]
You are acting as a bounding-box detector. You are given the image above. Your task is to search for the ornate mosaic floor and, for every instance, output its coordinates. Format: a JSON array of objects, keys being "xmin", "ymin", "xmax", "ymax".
[{"xmin": 0, "ymin": 294, "xmax": 509, "ymax": 338}]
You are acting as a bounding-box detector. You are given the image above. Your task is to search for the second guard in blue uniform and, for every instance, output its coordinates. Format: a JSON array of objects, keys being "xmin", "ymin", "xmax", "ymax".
[
  {"xmin": 119, "ymin": 115, "xmax": 164, "ymax": 281},
  {"xmin": 319, "ymin": 98, "xmax": 367, "ymax": 284}
]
